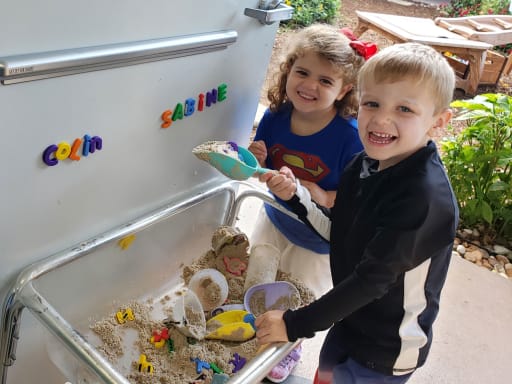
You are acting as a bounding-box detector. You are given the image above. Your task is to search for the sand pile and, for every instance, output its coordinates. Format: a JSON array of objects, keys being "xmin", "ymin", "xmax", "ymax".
[{"xmin": 90, "ymin": 226, "xmax": 315, "ymax": 384}]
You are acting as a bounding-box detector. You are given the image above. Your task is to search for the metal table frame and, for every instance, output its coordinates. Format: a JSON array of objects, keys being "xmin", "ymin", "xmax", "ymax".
[{"xmin": 1, "ymin": 180, "xmax": 302, "ymax": 384}]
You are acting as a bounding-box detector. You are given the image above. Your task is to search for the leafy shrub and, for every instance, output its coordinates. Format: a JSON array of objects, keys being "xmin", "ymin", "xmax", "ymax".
[
  {"xmin": 440, "ymin": 0, "xmax": 510, "ymax": 17},
  {"xmin": 283, "ymin": 0, "xmax": 341, "ymax": 27},
  {"xmin": 439, "ymin": 1, "xmax": 511, "ymax": 81},
  {"xmin": 441, "ymin": 94, "xmax": 512, "ymax": 242},
  {"xmin": 440, "ymin": 0, "xmax": 512, "ymax": 70}
]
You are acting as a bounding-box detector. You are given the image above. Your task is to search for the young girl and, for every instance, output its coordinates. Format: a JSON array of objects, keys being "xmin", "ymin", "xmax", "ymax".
[{"xmin": 248, "ymin": 24, "xmax": 374, "ymax": 383}]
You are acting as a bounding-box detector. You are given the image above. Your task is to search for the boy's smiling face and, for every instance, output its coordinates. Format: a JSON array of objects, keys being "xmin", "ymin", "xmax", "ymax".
[{"xmin": 357, "ymin": 78, "xmax": 452, "ymax": 170}]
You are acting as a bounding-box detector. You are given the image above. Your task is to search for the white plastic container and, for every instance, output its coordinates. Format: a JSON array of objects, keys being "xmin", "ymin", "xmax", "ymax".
[
  {"xmin": 167, "ymin": 287, "xmax": 207, "ymax": 339},
  {"xmin": 244, "ymin": 243, "xmax": 281, "ymax": 292},
  {"xmin": 188, "ymin": 268, "xmax": 229, "ymax": 311}
]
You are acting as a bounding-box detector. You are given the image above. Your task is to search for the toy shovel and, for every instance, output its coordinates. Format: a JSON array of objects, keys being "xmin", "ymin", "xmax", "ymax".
[
  {"xmin": 192, "ymin": 140, "xmax": 273, "ymax": 181},
  {"xmin": 205, "ymin": 309, "xmax": 255, "ymax": 341}
]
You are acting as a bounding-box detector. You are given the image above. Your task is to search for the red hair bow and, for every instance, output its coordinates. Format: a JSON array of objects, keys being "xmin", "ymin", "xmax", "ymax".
[
  {"xmin": 349, "ymin": 40, "xmax": 378, "ymax": 61},
  {"xmin": 340, "ymin": 27, "xmax": 378, "ymax": 61}
]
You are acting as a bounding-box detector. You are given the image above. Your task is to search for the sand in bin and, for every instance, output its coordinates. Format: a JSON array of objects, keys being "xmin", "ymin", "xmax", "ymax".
[
  {"xmin": 201, "ymin": 278, "xmax": 221, "ymax": 305},
  {"xmin": 189, "ymin": 269, "xmax": 229, "ymax": 311},
  {"xmin": 89, "ymin": 226, "xmax": 315, "ymax": 384},
  {"xmin": 184, "ymin": 305, "xmax": 206, "ymax": 339},
  {"xmin": 91, "ymin": 298, "xmax": 257, "ymax": 384},
  {"xmin": 248, "ymin": 287, "xmax": 302, "ymax": 317}
]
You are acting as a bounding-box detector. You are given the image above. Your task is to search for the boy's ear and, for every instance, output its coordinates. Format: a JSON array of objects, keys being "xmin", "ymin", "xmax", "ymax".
[
  {"xmin": 337, "ymin": 83, "xmax": 353, "ymax": 100},
  {"xmin": 429, "ymin": 108, "xmax": 453, "ymax": 135},
  {"xmin": 437, "ymin": 108, "xmax": 453, "ymax": 128}
]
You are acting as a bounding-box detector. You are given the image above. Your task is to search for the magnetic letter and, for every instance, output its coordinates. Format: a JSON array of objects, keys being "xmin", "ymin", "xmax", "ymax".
[
  {"xmin": 198, "ymin": 93, "xmax": 205, "ymax": 111},
  {"xmin": 217, "ymin": 83, "xmax": 227, "ymax": 102},
  {"xmin": 83, "ymin": 135, "xmax": 91, "ymax": 157},
  {"xmin": 184, "ymin": 98, "xmax": 195, "ymax": 116},
  {"xmin": 69, "ymin": 138, "xmax": 82, "ymax": 161},
  {"xmin": 89, "ymin": 136, "xmax": 103, "ymax": 153},
  {"xmin": 206, "ymin": 89, "xmax": 218, "ymax": 107},
  {"xmin": 55, "ymin": 142, "xmax": 71, "ymax": 160},
  {"xmin": 161, "ymin": 110, "xmax": 173, "ymax": 128},
  {"xmin": 42, "ymin": 144, "xmax": 58, "ymax": 166},
  {"xmin": 172, "ymin": 103, "xmax": 184, "ymax": 121}
]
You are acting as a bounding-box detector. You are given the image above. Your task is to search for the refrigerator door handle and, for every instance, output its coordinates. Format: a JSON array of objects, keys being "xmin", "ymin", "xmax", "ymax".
[
  {"xmin": 244, "ymin": 2, "xmax": 293, "ymax": 25},
  {"xmin": 0, "ymin": 30, "xmax": 237, "ymax": 85}
]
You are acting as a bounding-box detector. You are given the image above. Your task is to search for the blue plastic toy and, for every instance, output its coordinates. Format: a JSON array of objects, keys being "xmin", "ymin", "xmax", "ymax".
[{"xmin": 193, "ymin": 141, "xmax": 273, "ymax": 181}]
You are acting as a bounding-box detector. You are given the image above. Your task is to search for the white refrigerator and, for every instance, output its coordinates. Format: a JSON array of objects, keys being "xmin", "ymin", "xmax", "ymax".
[{"xmin": 0, "ymin": 1, "xmax": 294, "ymax": 383}]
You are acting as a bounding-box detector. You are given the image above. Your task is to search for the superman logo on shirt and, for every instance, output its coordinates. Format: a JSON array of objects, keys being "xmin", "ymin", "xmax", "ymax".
[{"xmin": 269, "ymin": 144, "xmax": 330, "ymax": 183}]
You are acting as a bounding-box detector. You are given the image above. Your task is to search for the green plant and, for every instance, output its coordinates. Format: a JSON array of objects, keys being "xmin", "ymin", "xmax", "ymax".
[
  {"xmin": 440, "ymin": 0, "xmax": 510, "ymax": 16},
  {"xmin": 283, "ymin": 0, "xmax": 341, "ymax": 28},
  {"xmin": 441, "ymin": 93, "xmax": 512, "ymax": 242},
  {"xmin": 440, "ymin": 0, "xmax": 479, "ymax": 16},
  {"xmin": 480, "ymin": 0, "xmax": 511, "ymax": 14},
  {"xmin": 439, "ymin": 0, "xmax": 511, "ymax": 54},
  {"xmin": 495, "ymin": 42, "xmax": 512, "ymax": 56}
]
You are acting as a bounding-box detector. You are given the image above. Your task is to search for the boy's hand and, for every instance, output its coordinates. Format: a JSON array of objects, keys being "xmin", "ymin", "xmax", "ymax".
[
  {"xmin": 248, "ymin": 140, "xmax": 267, "ymax": 166},
  {"xmin": 260, "ymin": 166, "xmax": 297, "ymax": 200},
  {"xmin": 255, "ymin": 310, "xmax": 289, "ymax": 344},
  {"xmin": 300, "ymin": 180, "xmax": 336, "ymax": 208}
]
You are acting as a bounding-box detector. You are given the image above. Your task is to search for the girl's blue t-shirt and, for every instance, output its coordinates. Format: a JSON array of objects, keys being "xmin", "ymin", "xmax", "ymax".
[{"xmin": 254, "ymin": 104, "xmax": 363, "ymax": 253}]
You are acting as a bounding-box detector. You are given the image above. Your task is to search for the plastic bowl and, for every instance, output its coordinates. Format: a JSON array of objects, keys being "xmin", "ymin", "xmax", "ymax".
[
  {"xmin": 243, "ymin": 281, "xmax": 301, "ymax": 317},
  {"xmin": 188, "ymin": 268, "xmax": 229, "ymax": 311}
]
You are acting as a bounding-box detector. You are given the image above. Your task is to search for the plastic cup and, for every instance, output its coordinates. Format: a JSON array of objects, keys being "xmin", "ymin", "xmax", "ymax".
[
  {"xmin": 188, "ymin": 268, "xmax": 229, "ymax": 311},
  {"xmin": 167, "ymin": 288, "xmax": 206, "ymax": 339},
  {"xmin": 244, "ymin": 243, "xmax": 281, "ymax": 293}
]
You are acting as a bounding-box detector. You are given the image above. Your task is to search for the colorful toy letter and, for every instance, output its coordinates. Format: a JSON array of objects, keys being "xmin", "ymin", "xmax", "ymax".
[
  {"xmin": 150, "ymin": 328, "xmax": 169, "ymax": 348},
  {"xmin": 115, "ymin": 308, "xmax": 134, "ymax": 324},
  {"xmin": 137, "ymin": 354, "xmax": 154, "ymax": 374}
]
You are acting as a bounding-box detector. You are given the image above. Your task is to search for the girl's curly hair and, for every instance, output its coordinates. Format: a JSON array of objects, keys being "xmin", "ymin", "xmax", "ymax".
[{"xmin": 267, "ymin": 24, "xmax": 365, "ymax": 118}]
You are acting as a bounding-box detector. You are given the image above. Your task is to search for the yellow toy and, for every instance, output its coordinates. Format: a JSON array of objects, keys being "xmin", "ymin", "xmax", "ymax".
[
  {"xmin": 115, "ymin": 308, "xmax": 134, "ymax": 324},
  {"xmin": 137, "ymin": 354, "xmax": 154, "ymax": 374},
  {"xmin": 205, "ymin": 310, "xmax": 255, "ymax": 342},
  {"xmin": 150, "ymin": 328, "xmax": 169, "ymax": 348},
  {"xmin": 118, "ymin": 234, "xmax": 136, "ymax": 250}
]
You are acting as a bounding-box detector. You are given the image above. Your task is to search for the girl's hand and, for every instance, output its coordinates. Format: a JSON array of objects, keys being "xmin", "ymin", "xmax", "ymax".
[
  {"xmin": 300, "ymin": 180, "xmax": 337, "ymax": 208},
  {"xmin": 248, "ymin": 140, "xmax": 267, "ymax": 166},
  {"xmin": 260, "ymin": 166, "xmax": 297, "ymax": 200},
  {"xmin": 255, "ymin": 310, "xmax": 289, "ymax": 344}
]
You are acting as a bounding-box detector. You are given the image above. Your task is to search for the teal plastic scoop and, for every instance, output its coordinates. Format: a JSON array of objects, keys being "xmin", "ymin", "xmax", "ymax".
[{"xmin": 192, "ymin": 141, "xmax": 273, "ymax": 181}]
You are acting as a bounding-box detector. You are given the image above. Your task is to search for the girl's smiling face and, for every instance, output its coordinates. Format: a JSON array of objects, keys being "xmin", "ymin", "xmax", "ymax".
[
  {"xmin": 357, "ymin": 78, "xmax": 452, "ymax": 170},
  {"xmin": 286, "ymin": 51, "xmax": 352, "ymax": 117}
]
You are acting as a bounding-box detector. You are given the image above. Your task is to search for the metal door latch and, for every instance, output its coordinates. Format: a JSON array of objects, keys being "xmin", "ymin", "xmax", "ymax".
[{"xmin": 244, "ymin": 0, "xmax": 293, "ymax": 25}]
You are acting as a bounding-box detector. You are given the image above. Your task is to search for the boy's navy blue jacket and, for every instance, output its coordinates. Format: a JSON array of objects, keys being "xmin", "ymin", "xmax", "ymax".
[{"xmin": 283, "ymin": 141, "xmax": 459, "ymax": 375}]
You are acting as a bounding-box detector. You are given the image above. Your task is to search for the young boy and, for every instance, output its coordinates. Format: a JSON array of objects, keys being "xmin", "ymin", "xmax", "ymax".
[{"xmin": 254, "ymin": 42, "xmax": 459, "ymax": 384}]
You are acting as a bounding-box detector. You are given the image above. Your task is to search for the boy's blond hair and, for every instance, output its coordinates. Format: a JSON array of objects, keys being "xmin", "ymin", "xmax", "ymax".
[{"xmin": 357, "ymin": 43, "xmax": 455, "ymax": 114}]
